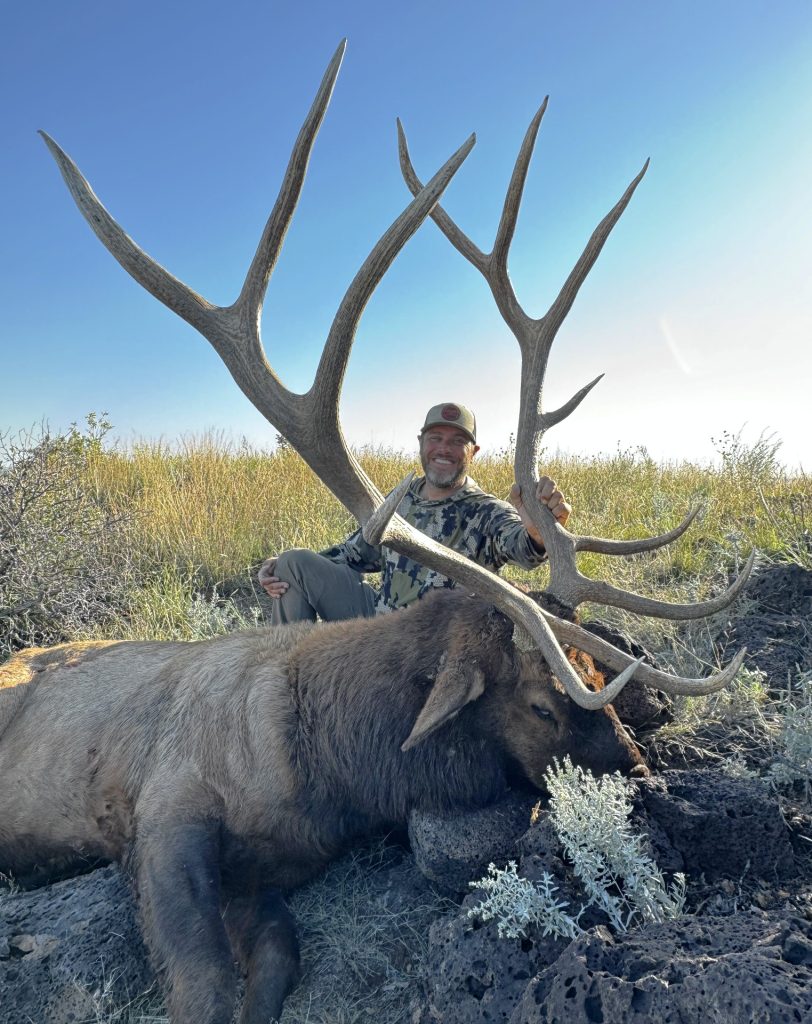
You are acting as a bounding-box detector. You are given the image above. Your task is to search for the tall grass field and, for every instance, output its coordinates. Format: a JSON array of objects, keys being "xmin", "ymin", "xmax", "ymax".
[{"xmin": 1, "ymin": 418, "xmax": 808, "ymax": 660}]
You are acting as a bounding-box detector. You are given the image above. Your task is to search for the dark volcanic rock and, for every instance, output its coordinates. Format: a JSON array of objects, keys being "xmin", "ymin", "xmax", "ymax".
[
  {"xmin": 636, "ymin": 770, "xmax": 796, "ymax": 882},
  {"xmin": 421, "ymin": 895, "xmax": 568, "ymax": 1024},
  {"xmin": 515, "ymin": 911, "xmax": 812, "ymax": 1023},
  {"xmin": 722, "ymin": 563, "xmax": 812, "ymax": 684},
  {"xmin": 746, "ymin": 562, "xmax": 812, "ymax": 617},
  {"xmin": 410, "ymin": 793, "xmax": 538, "ymax": 893},
  {"xmin": 581, "ymin": 620, "xmax": 673, "ymax": 732},
  {"xmin": 422, "ymin": 907, "xmax": 812, "ymax": 1024},
  {"xmin": 0, "ymin": 865, "xmax": 153, "ymax": 1024}
]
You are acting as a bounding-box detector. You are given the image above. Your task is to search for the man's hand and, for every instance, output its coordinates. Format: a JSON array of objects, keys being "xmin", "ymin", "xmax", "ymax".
[
  {"xmin": 509, "ymin": 475, "xmax": 571, "ymax": 548},
  {"xmin": 258, "ymin": 556, "xmax": 289, "ymax": 599},
  {"xmin": 535, "ymin": 476, "xmax": 571, "ymax": 527}
]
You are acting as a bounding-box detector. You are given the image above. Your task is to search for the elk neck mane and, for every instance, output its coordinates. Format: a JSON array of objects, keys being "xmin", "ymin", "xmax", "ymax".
[{"xmin": 282, "ymin": 601, "xmax": 509, "ymax": 829}]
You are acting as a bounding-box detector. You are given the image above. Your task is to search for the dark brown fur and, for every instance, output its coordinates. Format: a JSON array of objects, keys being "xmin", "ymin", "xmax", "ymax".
[{"xmin": 0, "ymin": 590, "xmax": 642, "ymax": 1023}]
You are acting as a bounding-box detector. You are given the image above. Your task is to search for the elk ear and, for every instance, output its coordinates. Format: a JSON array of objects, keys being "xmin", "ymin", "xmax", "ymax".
[{"xmin": 401, "ymin": 660, "xmax": 486, "ymax": 752}]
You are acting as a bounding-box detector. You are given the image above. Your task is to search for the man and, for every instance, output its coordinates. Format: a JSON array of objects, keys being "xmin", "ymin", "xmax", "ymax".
[{"xmin": 259, "ymin": 402, "xmax": 570, "ymax": 623}]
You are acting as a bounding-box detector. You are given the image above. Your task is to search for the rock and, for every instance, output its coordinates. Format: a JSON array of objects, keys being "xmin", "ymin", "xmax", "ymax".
[
  {"xmin": 0, "ymin": 865, "xmax": 153, "ymax": 1024},
  {"xmin": 745, "ymin": 563, "xmax": 812, "ymax": 617},
  {"xmin": 421, "ymin": 894, "xmax": 568, "ymax": 1024},
  {"xmin": 409, "ymin": 792, "xmax": 538, "ymax": 893},
  {"xmin": 636, "ymin": 770, "xmax": 796, "ymax": 882},
  {"xmin": 722, "ymin": 563, "xmax": 812, "ymax": 684},
  {"xmin": 517, "ymin": 814, "xmax": 566, "ymax": 879},
  {"xmin": 580, "ymin": 620, "xmax": 673, "ymax": 732},
  {"xmin": 514, "ymin": 911, "xmax": 812, "ymax": 1023}
]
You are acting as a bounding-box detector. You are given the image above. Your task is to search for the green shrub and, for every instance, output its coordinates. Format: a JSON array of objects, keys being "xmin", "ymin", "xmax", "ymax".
[{"xmin": 0, "ymin": 417, "xmax": 140, "ymax": 658}]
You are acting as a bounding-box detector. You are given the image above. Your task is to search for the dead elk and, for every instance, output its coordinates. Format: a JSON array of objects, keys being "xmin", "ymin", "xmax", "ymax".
[{"xmin": 0, "ymin": 591, "xmax": 641, "ymax": 1023}]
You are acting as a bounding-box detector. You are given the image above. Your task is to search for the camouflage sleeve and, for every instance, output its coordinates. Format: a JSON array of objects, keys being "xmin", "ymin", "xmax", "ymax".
[
  {"xmin": 471, "ymin": 502, "xmax": 548, "ymax": 571},
  {"xmin": 318, "ymin": 528, "xmax": 383, "ymax": 574}
]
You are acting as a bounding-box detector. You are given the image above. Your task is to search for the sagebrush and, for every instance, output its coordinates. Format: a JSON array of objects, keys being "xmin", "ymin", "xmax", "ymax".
[
  {"xmin": 468, "ymin": 758, "xmax": 686, "ymax": 941},
  {"xmin": 0, "ymin": 417, "xmax": 140, "ymax": 658}
]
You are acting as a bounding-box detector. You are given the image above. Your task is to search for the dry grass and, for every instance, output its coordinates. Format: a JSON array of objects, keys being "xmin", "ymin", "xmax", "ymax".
[
  {"xmin": 56, "ymin": 840, "xmax": 448, "ymax": 1024},
  {"xmin": 67, "ymin": 430, "xmax": 810, "ymax": 643}
]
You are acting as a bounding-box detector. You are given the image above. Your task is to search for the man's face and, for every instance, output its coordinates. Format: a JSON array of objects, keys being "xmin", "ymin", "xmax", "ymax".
[{"xmin": 419, "ymin": 425, "xmax": 480, "ymax": 491}]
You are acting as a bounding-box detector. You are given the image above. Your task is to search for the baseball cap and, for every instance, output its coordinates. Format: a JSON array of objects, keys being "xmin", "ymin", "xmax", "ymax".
[{"xmin": 421, "ymin": 403, "xmax": 477, "ymax": 443}]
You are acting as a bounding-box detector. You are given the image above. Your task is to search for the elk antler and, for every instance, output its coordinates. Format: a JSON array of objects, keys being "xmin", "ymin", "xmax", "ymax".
[
  {"xmin": 386, "ymin": 105, "xmax": 752, "ymax": 705},
  {"xmin": 41, "ymin": 41, "xmax": 465, "ymax": 528},
  {"xmin": 42, "ymin": 43, "xmax": 748, "ymax": 710},
  {"xmin": 43, "ymin": 41, "xmax": 633, "ymax": 710}
]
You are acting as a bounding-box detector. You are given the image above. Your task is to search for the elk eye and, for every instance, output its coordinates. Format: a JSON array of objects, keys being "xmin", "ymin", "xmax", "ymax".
[{"xmin": 532, "ymin": 705, "xmax": 553, "ymax": 721}]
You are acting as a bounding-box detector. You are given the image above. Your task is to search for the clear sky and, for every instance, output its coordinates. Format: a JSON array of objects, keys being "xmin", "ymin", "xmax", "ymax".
[{"xmin": 2, "ymin": 1, "xmax": 810, "ymax": 468}]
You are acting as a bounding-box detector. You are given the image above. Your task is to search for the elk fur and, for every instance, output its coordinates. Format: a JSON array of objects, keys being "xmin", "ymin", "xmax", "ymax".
[{"xmin": 0, "ymin": 589, "xmax": 642, "ymax": 1024}]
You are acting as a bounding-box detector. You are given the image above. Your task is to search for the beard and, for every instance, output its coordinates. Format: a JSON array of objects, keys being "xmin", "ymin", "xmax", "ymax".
[{"xmin": 420, "ymin": 447, "xmax": 473, "ymax": 491}]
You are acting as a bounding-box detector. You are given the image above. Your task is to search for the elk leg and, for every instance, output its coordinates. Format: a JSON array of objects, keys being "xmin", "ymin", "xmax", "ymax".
[
  {"xmin": 133, "ymin": 818, "xmax": 235, "ymax": 1024},
  {"xmin": 223, "ymin": 888, "xmax": 301, "ymax": 1024}
]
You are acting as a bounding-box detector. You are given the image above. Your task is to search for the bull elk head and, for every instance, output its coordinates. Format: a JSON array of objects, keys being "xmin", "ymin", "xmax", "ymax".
[{"xmin": 40, "ymin": 40, "xmax": 751, "ymax": 710}]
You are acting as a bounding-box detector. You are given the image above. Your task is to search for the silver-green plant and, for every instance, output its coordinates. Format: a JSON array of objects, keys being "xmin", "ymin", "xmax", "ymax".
[
  {"xmin": 769, "ymin": 670, "xmax": 812, "ymax": 801},
  {"xmin": 184, "ymin": 588, "xmax": 261, "ymax": 640},
  {"xmin": 718, "ymin": 753, "xmax": 760, "ymax": 780},
  {"xmin": 466, "ymin": 861, "xmax": 582, "ymax": 940},
  {"xmin": 545, "ymin": 757, "xmax": 686, "ymax": 933}
]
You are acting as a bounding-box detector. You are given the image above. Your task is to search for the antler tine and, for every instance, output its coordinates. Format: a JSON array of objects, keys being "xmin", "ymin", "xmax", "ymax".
[
  {"xmin": 528, "ymin": 503, "xmax": 755, "ymax": 618},
  {"xmin": 397, "ymin": 118, "xmax": 487, "ymax": 272},
  {"xmin": 490, "ymin": 97, "xmax": 548, "ymax": 331},
  {"xmin": 40, "ymin": 131, "xmax": 217, "ymax": 339},
  {"xmin": 301, "ymin": 131, "xmax": 476, "ymax": 523},
  {"xmin": 237, "ymin": 39, "xmax": 346, "ymax": 323},
  {"xmin": 313, "ymin": 133, "xmax": 476, "ymax": 430},
  {"xmin": 564, "ymin": 548, "xmax": 756, "ymax": 620},
  {"xmin": 537, "ymin": 159, "xmax": 649, "ymax": 357},
  {"xmin": 548, "ymin": 612, "xmax": 749, "ymax": 699},
  {"xmin": 541, "ymin": 373, "xmax": 605, "ymax": 433},
  {"xmin": 492, "ymin": 98, "xmax": 548, "ymax": 265},
  {"xmin": 574, "ymin": 505, "xmax": 702, "ymax": 555},
  {"xmin": 511, "ymin": 160, "xmax": 651, "ymax": 509}
]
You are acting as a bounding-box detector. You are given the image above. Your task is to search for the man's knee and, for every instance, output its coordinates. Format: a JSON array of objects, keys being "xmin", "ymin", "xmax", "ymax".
[
  {"xmin": 272, "ymin": 549, "xmax": 374, "ymax": 622},
  {"xmin": 274, "ymin": 548, "xmax": 324, "ymax": 587}
]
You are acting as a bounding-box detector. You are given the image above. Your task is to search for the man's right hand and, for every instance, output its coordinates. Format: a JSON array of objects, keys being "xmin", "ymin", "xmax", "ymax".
[{"xmin": 258, "ymin": 556, "xmax": 289, "ymax": 599}]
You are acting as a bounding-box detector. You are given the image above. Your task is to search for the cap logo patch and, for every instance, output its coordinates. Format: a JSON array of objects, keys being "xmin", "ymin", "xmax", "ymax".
[{"xmin": 441, "ymin": 404, "xmax": 461, "ymax": 421}]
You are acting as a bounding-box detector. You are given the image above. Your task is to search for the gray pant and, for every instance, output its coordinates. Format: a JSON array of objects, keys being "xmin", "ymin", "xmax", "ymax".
[{"xmin": 269, "ymin": 549, "xmax": 377, "ymax": 625}]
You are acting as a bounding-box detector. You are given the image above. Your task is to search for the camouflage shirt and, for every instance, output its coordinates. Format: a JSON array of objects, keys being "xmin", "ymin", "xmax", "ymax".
[{"xmin": 319, "ymin": 476, "xmax": 546, "ymax": 613}]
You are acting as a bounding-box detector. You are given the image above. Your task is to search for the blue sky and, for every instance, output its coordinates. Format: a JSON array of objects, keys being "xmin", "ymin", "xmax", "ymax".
[{"xmin": 2, "ymin": 1, "xmax": 810, "ymax": 468}]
